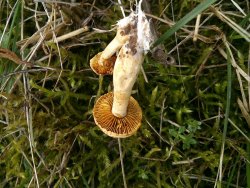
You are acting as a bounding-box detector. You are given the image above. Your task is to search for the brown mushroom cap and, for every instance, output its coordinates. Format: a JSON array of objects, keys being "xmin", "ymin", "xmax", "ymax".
[
  {"xmin": 93, "ymin": 92, "xmax": 142, "ymax": 138},
  {"xmin": 90, "ymin": 52, "xmax": 116, "ymax": 75}
]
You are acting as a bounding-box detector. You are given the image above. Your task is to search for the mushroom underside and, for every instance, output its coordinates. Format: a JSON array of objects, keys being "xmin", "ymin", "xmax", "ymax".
[
  {"xmin": 90, "ymin": 52, "xmax": 116, "ymax": 75},
  {"xmin": 93, "ymin": 92, "xmax": 142, "ymax": 138}
]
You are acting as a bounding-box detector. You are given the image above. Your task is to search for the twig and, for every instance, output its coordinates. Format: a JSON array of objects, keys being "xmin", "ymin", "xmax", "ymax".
[{"xmin": 172, "ymin": 157, "xmax": 201, "ymax": 165}]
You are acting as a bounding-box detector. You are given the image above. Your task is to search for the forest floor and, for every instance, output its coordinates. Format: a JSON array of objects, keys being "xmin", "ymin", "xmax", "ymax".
[{"xmin": 0, "ymin": 0, "xmax": 250, "ymax": 187}]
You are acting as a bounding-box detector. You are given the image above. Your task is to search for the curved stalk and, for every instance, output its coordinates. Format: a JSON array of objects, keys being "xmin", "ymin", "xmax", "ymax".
[
  {"xmin": 99, "ymin": 28, "xmax": 129, "ymax": 65},
  {"xmin": 112, "ymin": 46, "xmax": 144, "ymax": 118}
]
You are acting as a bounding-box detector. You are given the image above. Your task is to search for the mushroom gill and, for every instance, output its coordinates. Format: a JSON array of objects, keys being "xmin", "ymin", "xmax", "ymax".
[{"xmin": 93, "ymin": 92, "xmax": 142, "ymax": 138}]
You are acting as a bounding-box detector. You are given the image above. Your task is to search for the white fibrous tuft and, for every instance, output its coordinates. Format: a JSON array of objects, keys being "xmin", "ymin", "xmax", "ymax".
[
  {"xmin": 137, "ymin": 5, "xmax": 153, "ymax": 54},
  {"xmin": 117, "ymin": 12, "xmax": 136, "ymax": 28},
  {"xmin": 116, "ymin": 0, "xmax": 153, "ymax": 55}
]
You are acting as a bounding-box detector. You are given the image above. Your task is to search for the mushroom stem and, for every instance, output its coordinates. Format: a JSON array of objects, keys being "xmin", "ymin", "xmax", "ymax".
[
  {"xmin": 111, "ymin": 9, "xmax": 152, "ymax": 118},
  {"xmin": 99, "ymin": 28, "xmax": 129, "ymax": 65},
  {"xmin": 112, "ymin": 46, "xmax": 144, "ymax": 118}
]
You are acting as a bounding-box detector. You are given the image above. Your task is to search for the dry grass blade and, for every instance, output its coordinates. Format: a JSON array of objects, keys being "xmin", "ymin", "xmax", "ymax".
[
  {"xmin": 228, "ymin": 118, "xmax": 250, "ymax": 142},
  {"xmin": 218, "ymin": 46, "xmax": 250, "ymax": 83},
  {"xmin": 118, "ymin": 138, "xmax": 127, "ymax": 188},
  {"xmin": 48, "ymin": 26, "xmax": 89, "ymax": 43},
  {"xmin": 17, "ymin": 22, "xmax": 65, "ymax": 50},
  {"xmin": 211, "ymin": 7, "xmax": 250, "ymax": 42},
  {"xmin": 0, "ymin": 48, "xmax": 33, "ymax": 67},
  {"xmin": 237, "ymin": 98, "xmax": 250, "ymax": 128}
]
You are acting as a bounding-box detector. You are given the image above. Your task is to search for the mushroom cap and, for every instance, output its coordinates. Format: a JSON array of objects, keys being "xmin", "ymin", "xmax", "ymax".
[
  {"xmin": 93, "ymin": 92, "xmax": 142, "ymax": 138},
  {"xmin": 90, "ymin": 52, "xmax": 116, "ymax": 75}
]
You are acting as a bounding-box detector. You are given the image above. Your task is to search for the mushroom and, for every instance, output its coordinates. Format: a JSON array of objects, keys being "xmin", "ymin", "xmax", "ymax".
[
  {"xmin": 111, "ymin": 10, "xmax": 152, "ymax": 118},
  {"xmin": 89, "ymin": 16, "xmax": 133, "ymax": 74},
  {"xmin": 93, "ymin": 92, "xmax": 142, "ymax": 138},
  {"xmin": 90, "ymin": 52, "xmax": 116, "ymax": 75},
  {"xmin": 92, "ymin": 4, "xmax": 152, "ymax": 137}
]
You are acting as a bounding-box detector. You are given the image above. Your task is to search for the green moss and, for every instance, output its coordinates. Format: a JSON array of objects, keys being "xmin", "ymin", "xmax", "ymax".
[{"xmin": 0, "ymin": 0, "xmax": 249, "ymax": 187}]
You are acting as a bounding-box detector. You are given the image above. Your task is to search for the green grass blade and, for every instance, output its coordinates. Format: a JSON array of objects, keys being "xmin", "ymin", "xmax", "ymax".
[
  {"xmin": 217, "ymin": 39, "xmax": 232, "ymax": 188},
  {"xmin": 153, "ymin": 0, "xmax": 218, "ymax": 47},
  {"xmin": 1, "ymin": 0, "xmax": 21, "ymax": 48},
  {"xmin": 226, "ymin": 154, "xmax": 240, "ymax": 188},
  {"xmin": 230, "ymin": 12, "xmax": 250, "ymax": 40},
  {"xmin": 0, "ymin": 1, "xmax": 21, "ymax": 92}
]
